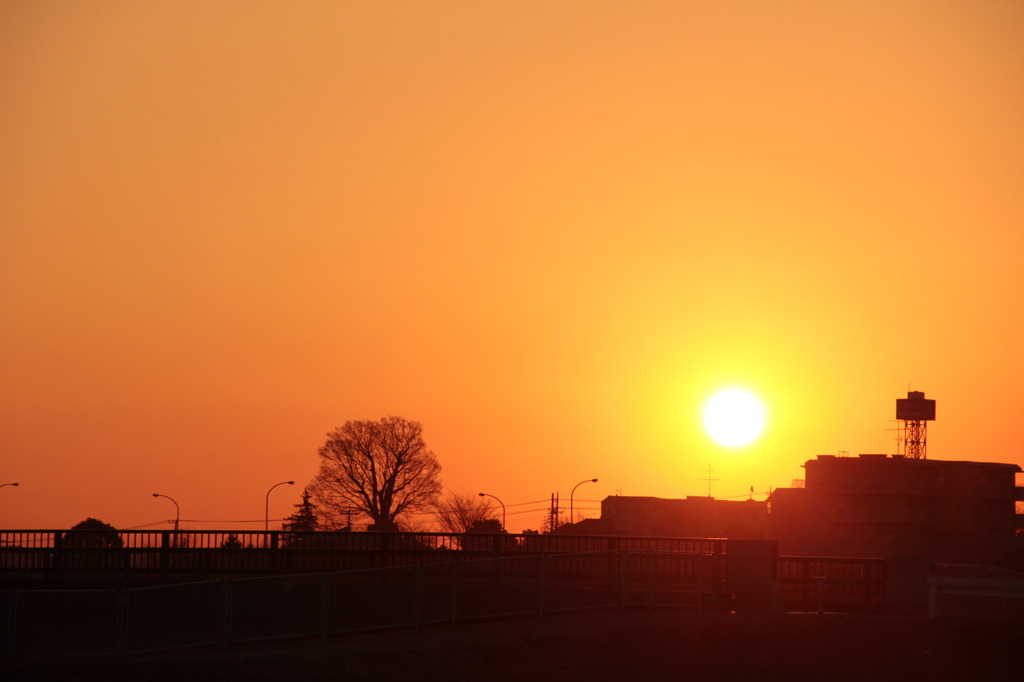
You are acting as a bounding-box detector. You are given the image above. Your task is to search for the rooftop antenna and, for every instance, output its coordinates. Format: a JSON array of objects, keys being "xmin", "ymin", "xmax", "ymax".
[
  {"xmin": 896, "ymin": 390, "xmax": 936, "ymax": 459},
  {"xmin": 701, "ymin": 464, "xmax": 719, "ymax": 498},
  {"xmin": 884, "ymin": 420, "xmax": 904, "ymax": 455}
]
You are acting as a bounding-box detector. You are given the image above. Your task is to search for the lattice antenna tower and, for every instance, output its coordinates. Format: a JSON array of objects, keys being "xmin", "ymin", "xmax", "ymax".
[{"xmin": 896, "ymin": 390, "xmax": 936, "ymax": 459}]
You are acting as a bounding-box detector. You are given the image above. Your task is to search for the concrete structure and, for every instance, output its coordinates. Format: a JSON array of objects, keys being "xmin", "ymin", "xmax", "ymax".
[
  {"xmin": 768, "ymin": 454, "xmax": 1023, "ymax": 564},
  {"xmin": 599, "ymin": 495, "xmax": 767, "ymax": 539}
]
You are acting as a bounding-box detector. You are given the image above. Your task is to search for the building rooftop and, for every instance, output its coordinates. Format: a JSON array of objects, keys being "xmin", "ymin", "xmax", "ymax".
[{"xmin": 805, "ymin": 454, "xmax": 1021, "ymax": 472}]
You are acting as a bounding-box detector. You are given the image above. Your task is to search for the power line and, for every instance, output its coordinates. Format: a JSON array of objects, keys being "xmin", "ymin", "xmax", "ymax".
[
  {"xmin": 122, "ymin": 520, "xmax": 174, "ymax": 530},
  {"xmin": 127, "ymin": 519, "xmax": 287, "ymax": 528},
  {"xmin": 717, "ymin": 491, "xmax": 771, "ymax": 500},
  {"xmin": 180, "ymin": 519, "xmax": 272, "ymax": 523}
]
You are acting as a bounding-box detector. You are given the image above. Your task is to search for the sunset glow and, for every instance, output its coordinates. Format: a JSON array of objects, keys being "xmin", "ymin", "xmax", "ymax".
[{"xmin": 1, "ymin": 1, "xmax": 1022, "ymax": 531}]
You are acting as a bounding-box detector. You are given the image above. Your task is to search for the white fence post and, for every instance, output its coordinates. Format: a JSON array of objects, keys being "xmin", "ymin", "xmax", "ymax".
[{"xmin": 814, "ymin": 576, "xmax": 826, "ymax": 615}]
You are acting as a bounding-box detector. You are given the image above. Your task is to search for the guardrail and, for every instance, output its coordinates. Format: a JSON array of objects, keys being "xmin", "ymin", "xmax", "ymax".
[
  {"xmin": 1, "ymin": 532, "xmax": 886, "ymax": 613},
  {"xmin": 778, "ymin": 556, "xmax": 886, "ymax": 613},
  {"xmin": 0, "ymin": 531, "xmax": 725, "ymax": 586},
  {"xmin": 928, "ymin": 564, "xmax": 1024, "ymax": 620},
  {"xmin": 0, "ymin": 541, "xmax": 896, "ymax": 660},
  {"xmin": 1, "ymin": 549, "xmax": 727, "ymax": 660},
  {"xmin": 0, "ymin": 529, "xmax": 726, "ymax": 553}
]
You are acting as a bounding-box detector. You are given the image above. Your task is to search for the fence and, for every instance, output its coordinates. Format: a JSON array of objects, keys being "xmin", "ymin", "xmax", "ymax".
[
  {"xmin": 777, "ymin": 556, "xmax": 887, "ymax": 613},
  {"xmin": 927, "ymin": 564, "xmax": 1024, "ymax": 620},
  {"xmin": 0, "ymin": 530, "xmax": 724, "ymax": 586},
  {"xmin": 0, "ymin": 530, "xmax": 725, "ymax": 553},
  {"xmin": 0, "ymin": 546, "xmax": 895, "ymax": 661},
  {"xmin": 1, "ymin": 549, "xmax": 729, "ymax": 660}
]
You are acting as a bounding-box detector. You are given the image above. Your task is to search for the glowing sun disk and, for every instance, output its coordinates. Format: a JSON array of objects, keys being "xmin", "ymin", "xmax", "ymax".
[{"xmin": 702, "ymin": 389, "xmax": 765, "ymax": 447}]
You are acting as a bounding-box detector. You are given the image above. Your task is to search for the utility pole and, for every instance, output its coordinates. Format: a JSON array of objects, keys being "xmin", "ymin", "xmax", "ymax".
[{"xmin": 548, "ymin": 493, "xmax": 560, "ymax": 532}]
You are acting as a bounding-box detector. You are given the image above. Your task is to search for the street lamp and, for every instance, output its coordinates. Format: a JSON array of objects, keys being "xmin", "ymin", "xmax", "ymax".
[
  {"xmin": 570, "ymin": 478, "xmax": 598, "ymax": 524},
  {"xmin": 265, "ymin": 480, "xmax": 295, "ymax": 532},
  {"xmin": 477, "ymin": 492, "xmax": 506, "ymax": 531},
  {"xmin": 0, "ymin": 482, "xmax": 19, "ymax": 489},
  {"xmin": 152, "ymin": 493, "xmax": 180, "ymax": 539}
]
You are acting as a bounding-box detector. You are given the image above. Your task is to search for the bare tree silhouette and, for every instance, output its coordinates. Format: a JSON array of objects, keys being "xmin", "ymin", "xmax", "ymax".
[
  {"xmin": 309, "ymin": 416, "xmax": 442, "ymax": 530},
  {"xmin": 433, "ymin": 491, "xmax": 496, "ymax": 533}
]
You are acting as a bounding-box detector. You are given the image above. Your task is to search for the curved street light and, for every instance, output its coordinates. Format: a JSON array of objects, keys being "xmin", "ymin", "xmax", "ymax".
[
  {"xmin": 0, "ymin": 482, "xmax": 19, "ymax": 489},
  {"xmin": 570, "ymin": 478, "xmax": 599, "ymax": 525},
  {"xmin": 477, "ymin": 492, "xmax": 506, "ymax": 531},
  {"xmin": 265, "ymin": 481, "xmax": 295, "ymax": 533},
  {"xmin": 152, "ymin": 493, "xmax": 180, "ymax": 539}
]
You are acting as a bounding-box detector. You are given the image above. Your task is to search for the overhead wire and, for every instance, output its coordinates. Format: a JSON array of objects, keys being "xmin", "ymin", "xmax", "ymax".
[{"xmin": 125, "ymin": 497, "xmax": 603, "ymax": 532}]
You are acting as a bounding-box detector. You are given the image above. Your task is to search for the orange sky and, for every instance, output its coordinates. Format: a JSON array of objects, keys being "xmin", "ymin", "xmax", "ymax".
[{"xmin": 2, "ymin": 1, "xmax": 1022, "ymax": 532}]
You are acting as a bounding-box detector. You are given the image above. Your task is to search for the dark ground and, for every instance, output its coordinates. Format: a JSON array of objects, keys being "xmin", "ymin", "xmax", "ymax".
[{"xmin": 4, "ymin": 610, "xmax": 1021, "ymax": 682}]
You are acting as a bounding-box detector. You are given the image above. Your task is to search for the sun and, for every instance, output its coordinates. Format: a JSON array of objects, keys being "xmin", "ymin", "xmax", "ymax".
[{"xmin": 702, "ymin": 389, "xmax": 765, "ymax": 447}]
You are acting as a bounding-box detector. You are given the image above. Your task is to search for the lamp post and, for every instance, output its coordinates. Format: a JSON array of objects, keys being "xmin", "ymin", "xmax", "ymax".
[
  {"xmin": 265, "ymin": 480, "xmax": 295, "ymax": 533},
  {"xmin": 0, "ymin": 482, "xmax": 19, "ymax": 489},
  {"xmin": 570, "ymin": 478, "xmax": 598, "ymax": 524},
  {"xmin": 478, "ymin": 492, "xmax": 506, "ymax": 531},
  {"xmin": 152, "ymin": 493, "xmax": 180, "ymax": 545}
]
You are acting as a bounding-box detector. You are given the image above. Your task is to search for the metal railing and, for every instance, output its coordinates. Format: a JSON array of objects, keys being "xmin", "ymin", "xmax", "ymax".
[
  {"xmin": 0, "ymin": 544, "xmax": 895, "ymax": 660},
  {"xmin": 778, "ymin": 556, "xmax": 886, "ymax": 613},
  {"xmin": 1, "ymin": 549, "xmax": 727, "ymax": 660},
  {"xmin": 0, "ymin": 529, "xmax": 724, "ymax": 552},
  {"xmin": 0, "ymin": 530, "xmax": 724, "ymax": 586},
  {"xmin": 928, "ymin": 564, "xmax": 1024, "ymax": 620}
]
